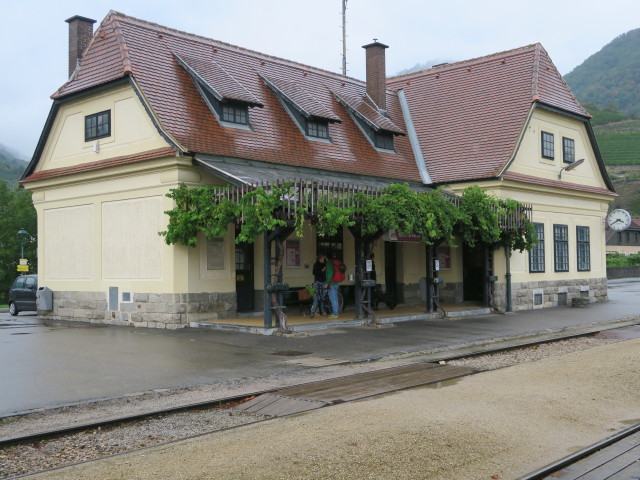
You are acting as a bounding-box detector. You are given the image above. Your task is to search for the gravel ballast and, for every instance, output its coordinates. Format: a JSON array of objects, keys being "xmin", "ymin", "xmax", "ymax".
[{"xmin": 2, "ymin": 335, "xmax": 637, "ymax": 479}]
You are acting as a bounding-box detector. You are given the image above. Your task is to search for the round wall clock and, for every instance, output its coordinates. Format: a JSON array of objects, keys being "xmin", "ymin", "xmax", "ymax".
[{"xmin": 606, "ymin": 209, "xmax": 632, "ymax": 231}]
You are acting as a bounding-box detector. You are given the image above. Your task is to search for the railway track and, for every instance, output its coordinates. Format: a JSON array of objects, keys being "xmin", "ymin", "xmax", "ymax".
[
  {"xmin": 519, "ymin": 423, "xmax": 640, "ymax": 480},
  {"xmin": 1, "ymin": 326, "xmax": 638, "ymax": 478}
]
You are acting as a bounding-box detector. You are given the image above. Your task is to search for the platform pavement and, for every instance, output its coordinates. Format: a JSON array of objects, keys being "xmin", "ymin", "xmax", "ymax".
[{"xmin": 0, "ymin": 278, "xmax": 638, "ymax": 417}]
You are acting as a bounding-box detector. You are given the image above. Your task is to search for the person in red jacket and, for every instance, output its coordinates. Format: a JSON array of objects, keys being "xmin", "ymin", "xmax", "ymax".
[{"xmin": 328, "ymin": 253, "xmax": 345, "ymax": 318}]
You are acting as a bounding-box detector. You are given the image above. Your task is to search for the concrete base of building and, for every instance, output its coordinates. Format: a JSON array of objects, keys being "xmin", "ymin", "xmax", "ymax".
[{"xmin": 37, "ymin": 290, "xmax": 237, "ymax": 329}]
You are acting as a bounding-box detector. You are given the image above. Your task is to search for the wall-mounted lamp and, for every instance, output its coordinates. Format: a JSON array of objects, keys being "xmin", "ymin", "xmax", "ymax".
[{"xmin": 558, "ymin": 158, "xmax": 584, "ymax": 179}]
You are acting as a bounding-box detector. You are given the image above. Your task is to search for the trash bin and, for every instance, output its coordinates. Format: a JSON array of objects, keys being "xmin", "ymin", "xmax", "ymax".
[{"xmin": 36, "ymin": 286, "xmax": 53, "ymax": 311}]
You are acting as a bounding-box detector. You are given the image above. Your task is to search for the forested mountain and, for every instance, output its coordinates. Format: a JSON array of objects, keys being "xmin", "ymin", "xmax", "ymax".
[
  {"xmin": 562, "ymin": 27, "xmax": 640, "ymax": 215},
  {"xmin": 0, "ymin": 144, "xmax": 28, "ymax": 184},
  {"xmin": 564, "ymin": 28, "xmax": 640, "ymax": 117}
]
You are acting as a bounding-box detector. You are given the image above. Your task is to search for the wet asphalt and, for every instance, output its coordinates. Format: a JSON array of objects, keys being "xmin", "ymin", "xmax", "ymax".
[{"xmin": 1, "ymin": 278, "xmax": 638, "ymax": 417}]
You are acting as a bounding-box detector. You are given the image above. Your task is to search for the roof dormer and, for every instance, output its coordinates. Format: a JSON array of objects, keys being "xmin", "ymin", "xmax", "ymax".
[
  {"xmin": 332, "ymin": 89, "xmax": 405, "ymax": 152},
  {"xmin": 174, "ymin": 52, "xmax": 263, "ymax": 128},
  {"xmin": 260, "ymin": 73, "xmax": 342, "ymax": 141}
]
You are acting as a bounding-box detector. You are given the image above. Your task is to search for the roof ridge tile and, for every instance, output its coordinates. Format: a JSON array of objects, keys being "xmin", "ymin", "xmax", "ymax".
[
  {"xmin": 109, "ymin": 13, "xmax": 134, "ymax": 76},
  {"xmin": 110, "ymin": 11, "xmax": 365, "ymax": 85}
]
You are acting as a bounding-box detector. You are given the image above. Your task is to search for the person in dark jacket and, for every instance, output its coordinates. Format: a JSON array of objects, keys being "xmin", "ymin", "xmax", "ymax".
[{"xmin": 311, "ymin": 254, "xmax": 328, "ymax": 315}]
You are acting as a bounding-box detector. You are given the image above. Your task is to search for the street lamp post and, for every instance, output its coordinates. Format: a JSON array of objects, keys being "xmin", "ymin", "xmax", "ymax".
[{"xmin": 18, "ymin": 228, "xmax": 29, "ymax": 260}]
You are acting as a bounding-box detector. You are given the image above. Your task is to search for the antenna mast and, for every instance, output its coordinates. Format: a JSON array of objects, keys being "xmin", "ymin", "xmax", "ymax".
[{"xmin": 341, "ymin": 0, "xmax": 347, "ymax": 75}]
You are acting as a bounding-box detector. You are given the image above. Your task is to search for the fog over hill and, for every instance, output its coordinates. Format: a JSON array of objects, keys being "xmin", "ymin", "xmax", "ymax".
[{"xmin": 0, "ymin": 143, "xmax": 28, "ymax": 183}]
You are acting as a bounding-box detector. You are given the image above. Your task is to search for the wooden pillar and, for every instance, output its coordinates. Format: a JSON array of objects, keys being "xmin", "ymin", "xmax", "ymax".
[
  {"xmin": 426, "ymin": 244, "xmax": 434, "ymax": 313},
  {"xmin": 505, "ymin": 247, "xmax": 513, "ymax": 312}
]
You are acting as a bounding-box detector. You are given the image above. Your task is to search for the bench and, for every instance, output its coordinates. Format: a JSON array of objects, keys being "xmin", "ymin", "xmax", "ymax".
[{"xmin": 269, "ymin": 286, "xmax": 313, "ymax": 315}]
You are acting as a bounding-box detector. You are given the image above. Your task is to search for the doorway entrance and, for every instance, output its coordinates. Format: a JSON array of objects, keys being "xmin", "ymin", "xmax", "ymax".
[
  {"xmin": 235, "ymin": 242, "xmax": 254, "ymax": 312},
  {"xmin": 463, "ymin": 244, "xmax": 485, "ymax": 302}
]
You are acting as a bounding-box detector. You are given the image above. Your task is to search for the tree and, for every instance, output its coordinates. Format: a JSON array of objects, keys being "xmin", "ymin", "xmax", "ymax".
[{"xmin": 0, "ymin": 182, "xmax": 37, "ymax": 303}]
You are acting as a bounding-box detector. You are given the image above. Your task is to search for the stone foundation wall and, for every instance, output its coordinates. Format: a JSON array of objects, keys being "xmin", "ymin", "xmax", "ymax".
[
  {"xmin": 38, "ymin": 291, "xmax": 237, "ymax": 329},
  {"xmin": 438, "ymin": 282, "xmax": 464, "ymax": 305},
  {"xmin": 493, "ymin": 277, "xmax": 608, "ymax": 311},
  {"xmin": 402, "ymin": 277, "xmax": 607, "ymax": 311},
  {"xmin": 402, "ymin": 280, "xmax": 463, "ymax": 306}
]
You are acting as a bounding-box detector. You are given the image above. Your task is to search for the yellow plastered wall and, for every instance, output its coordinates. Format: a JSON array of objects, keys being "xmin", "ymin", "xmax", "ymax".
[
  {"xmin": 37, "ymin": 83, "xmax": 169, "ymax": 173},
  {"xmin": 446, "ymin": 107, "xmax": 612, "ymax": 285},
  {"xmin": 26, "ymin": 82, "xmax": 239, "ymax": 297},
  {"xmin": 508, "ymin": 108, "xmax": 608, "ymax": 190},
  {"xmin": 30, "ymin": 160, "xmax": 216, "ymax": 294}
]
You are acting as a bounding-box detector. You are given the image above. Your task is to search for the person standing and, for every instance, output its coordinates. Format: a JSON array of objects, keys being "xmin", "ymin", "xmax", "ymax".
[
  {"xmin": 311, "ymin": 254, "xmax": 327, "ymax": 316},
  {"xmin": 328, "ymin": 253, "xmax": 345, "ymax": 318}
]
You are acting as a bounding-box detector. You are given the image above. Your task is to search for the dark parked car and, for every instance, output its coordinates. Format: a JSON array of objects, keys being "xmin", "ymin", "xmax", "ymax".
[{"xmin": 8, "ymin": 274, "xmax": 38, "ymax": 316}]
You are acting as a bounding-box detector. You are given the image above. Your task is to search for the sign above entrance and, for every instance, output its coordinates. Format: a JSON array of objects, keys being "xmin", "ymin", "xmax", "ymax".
[{"xmin": 385, "ymin": 229, "xmax": 422, "ymax": 242}]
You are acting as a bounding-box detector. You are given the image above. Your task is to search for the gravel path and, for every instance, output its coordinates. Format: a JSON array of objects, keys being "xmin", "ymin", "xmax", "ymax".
[{"xmin": 2, "ymin": 335, "xmax": 634, "ymax": 479}]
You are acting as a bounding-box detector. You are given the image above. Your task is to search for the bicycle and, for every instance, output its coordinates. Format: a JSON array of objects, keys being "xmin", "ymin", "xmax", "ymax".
[{"xmin": 309, "ymin": 283, "xmax": 344, "ymax": 318}]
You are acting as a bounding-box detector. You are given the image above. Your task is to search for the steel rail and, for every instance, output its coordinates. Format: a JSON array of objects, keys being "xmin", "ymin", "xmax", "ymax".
[
  {"xmin": 518, "ymin": 422, "xmax": 640, "ymax": 480},
  {"xmin": 0, "ymin": 391, "xmax": 273, "ymax": 448}
]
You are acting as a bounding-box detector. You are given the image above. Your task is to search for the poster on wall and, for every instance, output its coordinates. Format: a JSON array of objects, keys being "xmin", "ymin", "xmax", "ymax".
[
  {"xmin": 286, "ymin": 240, "xmax": 300, "ymax": 268},
  {"xmin": 206, "ymin": 238, "xmax": 225, "ymax": 270},
  {"xmin": 436, "ymin": 246, "xmax": 451, "ymax": 270}
]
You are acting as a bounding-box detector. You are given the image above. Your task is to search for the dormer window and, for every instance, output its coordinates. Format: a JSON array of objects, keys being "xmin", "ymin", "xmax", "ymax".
[
  {"xmin": 331, "ymin": 90, "xmax": 404, "ymax": 152},
  {"xmin": 174, "ymin": 52, "xmax": 262, "ymax": 129},
  {"xmin": 307, "ymin": 119, "xmax": 329, "ymax": 139},
  {"xmin": 259, "ymin": 74, "xmax": 341, "ymax": 142},
  {"xmin": 85, "ymin": 110, "xmax": 111, "ymax": 141},
  {"xmin": 221, "ymin": 102, "xmax": 248, "ymax": 125},
  {"xmin": 375, "ymin": 131, "xmax": 394, "ymax": 150}
]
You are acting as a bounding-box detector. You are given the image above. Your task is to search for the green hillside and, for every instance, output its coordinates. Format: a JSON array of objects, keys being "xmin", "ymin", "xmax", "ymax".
[
  {"xmin": 565, "ymin": 28, "xmax": 640, "ymax": 117},
  {"xmin": 593, "ymin": 119, "xmax": 640, "ymax": 166}
]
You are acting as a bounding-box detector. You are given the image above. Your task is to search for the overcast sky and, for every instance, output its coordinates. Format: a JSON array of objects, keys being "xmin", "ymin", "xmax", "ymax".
[{"xmin": 2, "ymin": 0, "xmax": 639, "ymax": 158}]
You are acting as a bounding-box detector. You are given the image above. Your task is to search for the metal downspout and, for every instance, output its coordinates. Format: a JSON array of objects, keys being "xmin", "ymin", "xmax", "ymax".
[{"xmin": 397, "ymin": 89, "xmax": 432, "ymax": 185}]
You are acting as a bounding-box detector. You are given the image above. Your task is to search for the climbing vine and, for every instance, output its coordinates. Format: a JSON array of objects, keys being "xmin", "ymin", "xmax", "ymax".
[
  {"xmin": 458, "ymin": 186, "xmax": 537, "ymax": 252},
  {"xmin": 160, "ymin": 182, "xmax": 536, "ymax": 251}
]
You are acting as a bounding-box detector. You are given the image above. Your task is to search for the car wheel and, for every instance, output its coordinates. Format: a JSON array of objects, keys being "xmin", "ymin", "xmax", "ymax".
[{"xmin": 9, "ymin": 302, "xmax": 19, "ymax": 316}]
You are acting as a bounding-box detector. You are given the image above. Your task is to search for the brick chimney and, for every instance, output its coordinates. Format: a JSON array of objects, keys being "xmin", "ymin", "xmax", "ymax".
[
  {"xmin": 65, "ymin": 15, "xmax": 96, "ymax": 78},
  {"xmin": 362, "ymin": 40, "xmax": 389, "ymax": 111}
]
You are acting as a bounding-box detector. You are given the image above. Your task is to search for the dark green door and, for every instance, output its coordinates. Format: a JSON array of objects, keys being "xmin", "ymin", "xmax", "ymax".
[
  {"xmin": 463, "ymin": 244, "xmax": 484, "ymax": 302},
  {"xmin": 235, "ymin": 242, "xmax": 254, "ymax": 312}
]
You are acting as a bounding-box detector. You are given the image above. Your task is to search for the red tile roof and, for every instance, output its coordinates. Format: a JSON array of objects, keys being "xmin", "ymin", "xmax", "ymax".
[
  {"xmin": 259, "ymin": 73, "xmax": 342, "ymax": 122},
  {"xmin": 175, "ymin": 53, "xmax": 263, "ymax": 106},
  {"xmin": 331, "ymin": 89, "xmax": 405, "ymax": 135},
  {"xmin": 40, "ymin": 11, "xmax": 611, "ymax": 197},
  {"xmin": 22, "ymin": 147, "xmax": 179, "ymax": 183},
  {"xmin": 51, "ymin": 11, "xmax": 420, "ymax": 183},
  {"xmin": 386, "ymin": 44, "xmax": 592, "ymax": 184}
]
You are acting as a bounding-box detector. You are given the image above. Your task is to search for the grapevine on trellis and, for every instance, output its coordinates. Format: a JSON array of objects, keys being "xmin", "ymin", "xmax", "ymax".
[{"xmin": 160, "ymin": 182, "xmax": 536, "ymax": 251}]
